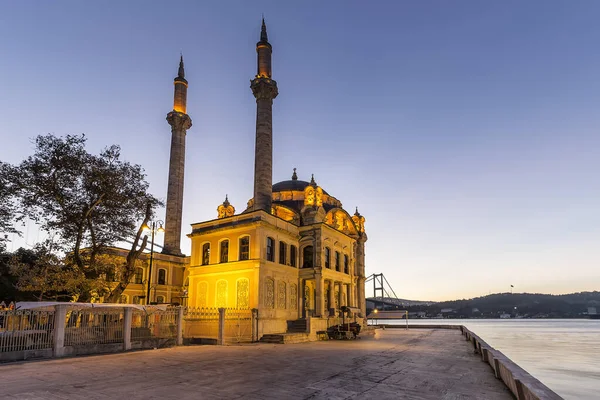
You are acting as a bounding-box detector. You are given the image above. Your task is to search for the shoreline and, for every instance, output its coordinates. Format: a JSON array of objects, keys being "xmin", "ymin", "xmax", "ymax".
[{"xmin": 378, "ymin": 324, "xmax": 562, "ymax": 399}]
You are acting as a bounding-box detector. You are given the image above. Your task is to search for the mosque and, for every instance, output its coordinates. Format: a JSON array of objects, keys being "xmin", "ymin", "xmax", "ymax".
[{"xmin": 117, "ymin": 20, "xmax": 368, "ymax": 336}]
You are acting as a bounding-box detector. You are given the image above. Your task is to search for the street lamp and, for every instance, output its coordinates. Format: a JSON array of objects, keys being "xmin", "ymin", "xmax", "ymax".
[{"xmin": 141, "ymin": 220, "xmax": 165, "ymax": 305}]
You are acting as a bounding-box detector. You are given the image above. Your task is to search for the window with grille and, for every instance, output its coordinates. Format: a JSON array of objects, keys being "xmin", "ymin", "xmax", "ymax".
[
  {"xmin": 220, "ymin": 240, "xmax": 229, "ymax": 263},
  {"xmin": 239, "ymin": 236, "xmax": 250, "ymax": 260},
  {"xmin": 290, "ymin": 245, "xmax": 297, "ymax": 267},
  {"xmin": 202, "ymin": 243, "xmax": 210, "ymax": 265},
  {"xmin": 158, "ymin": 269, "xmax": 166, "ymax": 285},
  {"xmin": 266, "ymin": 237, "xmax": 275, "ymax": 262},
  {"xmin": 279, "ymin": 241, "xmax": 287, "ymax": 264}
]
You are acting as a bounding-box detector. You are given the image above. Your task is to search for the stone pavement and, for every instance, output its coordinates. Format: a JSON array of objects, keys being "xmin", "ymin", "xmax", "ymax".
[{"xmin": 0, "ymin": 329, "xmax": 511, "ymax": 400}]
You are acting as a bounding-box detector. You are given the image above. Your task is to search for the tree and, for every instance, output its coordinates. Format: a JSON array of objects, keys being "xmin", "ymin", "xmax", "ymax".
[
  {"xmin": 12, "ymin": 134, "xmax": 161, "ymax": 301},
  {"xmin": 8, "ymin": 243, "xmax": 84, "ymax": 301},
  {"xmin": 0, "ymin": 161, "xmax": 20, "ymax": 245}
]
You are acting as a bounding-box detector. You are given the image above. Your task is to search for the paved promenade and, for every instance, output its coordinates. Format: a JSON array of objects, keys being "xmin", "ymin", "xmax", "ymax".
[{"xmin": 0, "ymin": 329, "xmax": 511, "ymax": 400}]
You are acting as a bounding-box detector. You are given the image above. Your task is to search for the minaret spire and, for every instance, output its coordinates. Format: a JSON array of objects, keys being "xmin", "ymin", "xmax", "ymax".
[
  {"xmin": 178, "ymin": 54, "xmax": 185, "ymax": 79},
  {"xmin": 260, "ymin": 17, "xmax": 268, "ymax": 42},
  {"xmin": 163, "ymin": 57, "xmax": 192, "ymax": 256},
  {"xmin": 251, "ymin": 18, "xmax": 278, "ymax": 212}
]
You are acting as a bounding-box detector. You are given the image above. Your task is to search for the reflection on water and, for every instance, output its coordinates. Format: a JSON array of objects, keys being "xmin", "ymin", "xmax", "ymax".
[{"xmin": 381, "ymin": 319, "xmax": 600, "ymax": 399}]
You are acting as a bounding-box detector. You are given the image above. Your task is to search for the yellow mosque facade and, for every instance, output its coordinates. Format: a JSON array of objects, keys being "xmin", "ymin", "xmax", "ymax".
[{"xmin": 115, "ymin": 20, "xmax": 368, "ymax": 337}]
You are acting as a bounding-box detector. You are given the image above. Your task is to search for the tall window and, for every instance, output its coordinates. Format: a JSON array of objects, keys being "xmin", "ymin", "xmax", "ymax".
[
  {"xmin": 290, "ymin": 245, "xmax": 297, "ymax": 267},
  {"xmin": 335, "ymin": 251, "xmax": 341, "ymax": 271},
  {"xmin": 302, "ymin": 246, "xmax": 314, "ymax": 268},
  {"xmin": 324, "ymin": 247, "xmax": 331, "ymax": 269},
  {"xmin": 220, "ymin": 240, "xmax": 229, "ymax": 263},
  {"xmin": 134, "ymin": 267, "xmax": 143, "ymax": 284},
  {"xmin": 344, "ymin": 254, "xmax": 349, "ymax": 274},
  {"xmin": 279, "ymin": 241, "xmax": 287, "ymax": 265},
  {"xmin": 239, "ymin": 236, "xmax": 250, "ymax": 260},
  {"xmin": 158, "ymin": 269, "xmax": 166, "ymax": 285},
  {"xmin": 266, "ymin": 237, "xmax": 275, "ymax": 262},
  {"xmin": 202, "ymin": 243, "xmax": 210, "ymax": 265}
]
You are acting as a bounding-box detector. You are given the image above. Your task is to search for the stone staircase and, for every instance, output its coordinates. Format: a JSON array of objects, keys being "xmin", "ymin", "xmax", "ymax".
[{"xmin": 258, "ymin": 319, "xmax": 311, "ymax": 344}]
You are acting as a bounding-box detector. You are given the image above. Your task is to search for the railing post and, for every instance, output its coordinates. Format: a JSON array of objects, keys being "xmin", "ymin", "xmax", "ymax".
[
  {"xmin": 123, "ymin": 307, "xmax": 132, "ymax": 351},
  {"xmin": 177, "ymin": 306, "xmax": 184, "ymax": 345},
  {"xmin": 218, "ymin": 308, "xmax": 225, "ymax": 345},
  {"xmin": 251, "ymin": 308, "xmax": 258, "ymax": 342},
  {"xmin": 52, "ymin": 304, "xmax": 67, "ymax": 358}
]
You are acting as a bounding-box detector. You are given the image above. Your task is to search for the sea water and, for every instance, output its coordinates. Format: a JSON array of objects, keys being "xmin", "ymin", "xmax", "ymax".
[{"xmin": 377, "ymin": 319, "xmax": 600, "ymax": 399}]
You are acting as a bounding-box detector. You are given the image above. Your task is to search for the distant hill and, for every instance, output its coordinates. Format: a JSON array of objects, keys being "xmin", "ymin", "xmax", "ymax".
[{"xmin": 373, "ymin": 291, "xmax": 600, "ymax": 318}]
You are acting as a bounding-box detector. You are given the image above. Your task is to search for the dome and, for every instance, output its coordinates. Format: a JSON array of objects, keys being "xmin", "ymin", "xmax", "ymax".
[{"xmin": 272, "ymin": 180, "xmax": 329, "ymax": 195}]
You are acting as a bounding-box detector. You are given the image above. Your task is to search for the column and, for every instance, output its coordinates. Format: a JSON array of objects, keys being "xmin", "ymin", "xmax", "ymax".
[
  {"xmin": 328, "ymin": 280, "xmax": 334, "ymax": 315},
  {"xmin": 315, "ymin": 271, "xmax": 325, "ymax": 317}
]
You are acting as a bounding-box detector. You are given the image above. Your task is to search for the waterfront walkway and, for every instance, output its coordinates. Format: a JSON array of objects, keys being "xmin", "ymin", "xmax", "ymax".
[{"xmin": 0, "ymin": 329, "xmax": 511, "ymax": 399}]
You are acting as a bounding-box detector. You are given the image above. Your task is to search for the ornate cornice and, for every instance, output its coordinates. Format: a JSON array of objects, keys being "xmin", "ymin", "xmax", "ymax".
[
  {"xmin": 166, "ymin": 111, "xmax": 192, "ymax": 130},
  {"xmin": 250, "ymin": 77, "xmax": 278, "ymax": 101}
]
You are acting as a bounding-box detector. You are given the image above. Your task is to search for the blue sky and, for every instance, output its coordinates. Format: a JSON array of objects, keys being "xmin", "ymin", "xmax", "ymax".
[{"xmin": 1, "ymin": 1, "xmax": 599, "ymax": 301}]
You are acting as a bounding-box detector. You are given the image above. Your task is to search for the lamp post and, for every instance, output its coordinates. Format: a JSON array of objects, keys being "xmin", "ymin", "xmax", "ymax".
[{"xmin": 142, "ymin": 220, "xmax": 165, "ymax": 305}]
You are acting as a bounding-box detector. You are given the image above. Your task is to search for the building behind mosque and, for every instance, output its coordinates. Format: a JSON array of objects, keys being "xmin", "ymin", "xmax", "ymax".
[{"xmin": 115, "ymin": 20, "xmax": 368, "ymax": 337}]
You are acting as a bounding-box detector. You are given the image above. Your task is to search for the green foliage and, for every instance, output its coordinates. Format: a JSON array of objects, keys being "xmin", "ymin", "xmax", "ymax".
[
  {"xmin": 4, "ymin": 133, "xmax": 160, "ymax": 302},
  {"xmin": 0, "ymin": 162, "xmax": 20, "ymax": 244}
]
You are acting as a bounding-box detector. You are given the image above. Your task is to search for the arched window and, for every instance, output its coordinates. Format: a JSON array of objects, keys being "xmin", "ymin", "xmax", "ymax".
[
  {"xmin": 158, "ymin": 268, "xmax": 167, "ymax": 285},
  {"xmin": 279, "ymin": 241, "xmax": 287, "ymax": 265},
  {"xmin": 156, "ymin": 295, "xmax": 165, "ymax": 304},
  {"xmin": 302, "ymin": 246, "xmax": 314, "ymax": 269},
  {"xmin": 239, "ymin": 236, "xmax": 250, "ymax": 260},
  {"xmin": 335, "ymin": 251, "xmax": 341, "ymax": 272},
  {"xmin": 266, "ymin": 237, "xmax": 275, "ymax": 262},
  {"xmin": 202, "ymin": 243, "xmax": 210, "ymax": 265},
  {"xmin": 344, "ymin": 254, "xmax": 349, "ymax": 274},
  {"xmin": 324, "ymin": 247, "xmax": 331, "ymax": 269},
  {"xmin": 220, "ymin": 240, "xmax": 229, "ymax": 263},
  {"xmin": 290, "ymin": 245, "xmax": 297, "ymax": 267},
  {"xmin": 134, "ymin": 267, "xmax": 143, "ymax": 284}
]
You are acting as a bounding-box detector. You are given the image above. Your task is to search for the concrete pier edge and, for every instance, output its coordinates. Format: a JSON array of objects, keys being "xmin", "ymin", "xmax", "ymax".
[{"xmin": 379, "ymin": 324, "xmax": 563, "ymax": 400}]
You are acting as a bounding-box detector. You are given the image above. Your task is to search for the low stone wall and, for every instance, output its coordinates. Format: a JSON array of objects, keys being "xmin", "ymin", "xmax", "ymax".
[
  {"xmin": 381, "ymin": 324, "xmax": 561, "ymax": 400},
  {"xmin": 461, "ymin": 326, "xmax": 562, "ymax": 400}
]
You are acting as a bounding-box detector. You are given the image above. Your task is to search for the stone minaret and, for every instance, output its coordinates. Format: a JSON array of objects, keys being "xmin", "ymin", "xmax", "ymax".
[
  {"xmin": 251, "ymin": 19, "xmax": 278, "ymax": 212},
  {"xmin": 163, "ymin": 56, "xmax": 192, "ymax": 256}
]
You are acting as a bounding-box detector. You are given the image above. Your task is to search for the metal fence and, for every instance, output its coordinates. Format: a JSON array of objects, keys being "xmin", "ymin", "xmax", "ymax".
[
  {"xmin": 0, "ymin": 310, "xmax": 55, "ymax": 353},
  {"xmin": 223, "ymin": 308, "xmax": 253, "ymax": 344},
  {"xmin": 183, "ymin": 307, "xmax": 220, "ymax": 340},
  {"xmin": 64, "ymin": 309, "xmax": 124, "ymax": 346},
  {"xmin": 131, "ymin": 308, "xmax": 179, "ymax": 341}
]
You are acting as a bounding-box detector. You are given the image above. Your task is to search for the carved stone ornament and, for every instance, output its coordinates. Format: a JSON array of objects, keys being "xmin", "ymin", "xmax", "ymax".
[
  {"xmin": 217, "ymin": 196, "xmax": 235, "ymax": 219},
  {"xmin": 265, "ymin": 278, "xmax": 275, "ymax": 308},
  {"xmin": 250, "ymin": 77, "xmax": 279, "ymax": 101},
  {"xmin": 216, "ymin": 280, "xmax": 227, "ymax": 308},
  {"xmin": 304, "ymin": 186, "xmax": 315, "ymax": 206},
  {"xmin": 290, "ymin": 284, "xmax": 298, "ymax": 310},
  {"xmin": 198, "ymin": 281, "xmax": 208, "ymax": 307},
  {"xmin": 166, "ymin": 111, "xmax": 192, "ymax": 131},
  {"xmin": 315, "ymin": 187, "xmax": 323, "ymax": 207},
  {"xmin": 237, "ymin": 279, "xmax": 249, "ymax": 309},
  {"xmin": 277, "ymin": 281, "xmax": 286, "ymax": 309}
]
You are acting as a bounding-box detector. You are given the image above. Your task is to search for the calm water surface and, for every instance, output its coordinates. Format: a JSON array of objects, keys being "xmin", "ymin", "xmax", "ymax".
[{"xmin": 380, "ymin": 319, "xmax": 600, "ymax": 399}]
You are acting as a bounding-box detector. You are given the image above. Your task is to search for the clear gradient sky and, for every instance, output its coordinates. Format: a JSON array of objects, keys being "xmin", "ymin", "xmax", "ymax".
[{"xmin": 1, "ymin": 1, "xmax": 599, "ymax": 301}]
